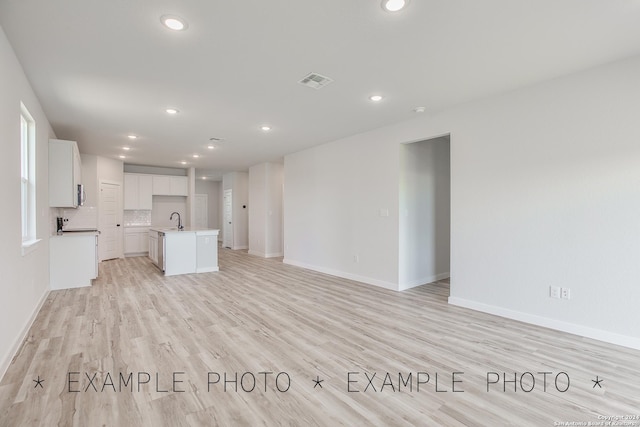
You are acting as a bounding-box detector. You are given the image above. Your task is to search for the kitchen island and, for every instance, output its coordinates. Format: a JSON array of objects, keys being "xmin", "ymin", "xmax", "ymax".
[{"xmin": 149, "ymin": 227, "xmax": 219, "ymax": 276}]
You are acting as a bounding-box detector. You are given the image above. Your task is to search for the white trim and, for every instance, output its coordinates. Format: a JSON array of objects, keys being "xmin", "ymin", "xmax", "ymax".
[
  {"xmin": 232, "ymin": 245, "xmax": 248, "ymax": 250},
  {"xmin": 399, "ymin": 272, "xmax": 450, "ymax": 290},
  {"xmin": 196, "ymin": 266, "xmax": 219, "ymax": 273},
  {"xmin": 265, "ymin": 252, "xmax": 283, "ymax": 258},
  {"xmin": 0, "ymin": 289, "xmax": 49, "ymax": 381},
  {"xmin": 248, "ymin": 250, "xmax": 284, "ymax": 258},
  {"xmin": 21, "ymin": 238, "xmax": 42, "ymax": 256},
  {"xmin": 448, "ymin": 296, "xmax": 640, "ymax": 351},
  {"xmin": 283, "ymin": 259, "xmax": 397, "ymax": 290}
]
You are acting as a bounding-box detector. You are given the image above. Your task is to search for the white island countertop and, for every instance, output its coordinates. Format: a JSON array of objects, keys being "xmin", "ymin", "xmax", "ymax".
[{"xmin": 150, "ymin": 227, "xmax": 219, "ymax": 234}]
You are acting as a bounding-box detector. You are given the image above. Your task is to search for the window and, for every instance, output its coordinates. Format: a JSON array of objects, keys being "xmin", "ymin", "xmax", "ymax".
[{"xmin": 21, "ymin": 103, "xmax": 37, "ymax": 250}]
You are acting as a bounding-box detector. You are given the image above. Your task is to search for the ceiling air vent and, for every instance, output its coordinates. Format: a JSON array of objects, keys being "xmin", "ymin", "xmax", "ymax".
[{"xmin": 298, "ymin": 72, "xmax": 334, "ymax": 90}]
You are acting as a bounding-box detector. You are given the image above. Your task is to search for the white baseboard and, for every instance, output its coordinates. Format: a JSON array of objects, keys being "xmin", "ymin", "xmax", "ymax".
[
  {"xmin": 265, "ymin": 252, "xmax": 283, "ymax": 258},
  {"xmin": 248, "ymin": 250, "xmax": 284, "ymax": 258},
  {"xmin": 0, "ymin": 288, "xmax": 50, "ymax": 381},
  {"xmin": 399, "ymin": 272, "xmax": 450, "ymax": 290},
  {"xmin": 232, "ymin": 245, "xmax": 248, "ymax": 250},
  {"xmin": 448, "ymin": 296, "xmax": 640, "ymax": 350},
  {"xmin": 283, "ymin": 259, "xmax": 397, "ymax": 290},
  {"xmin": 196, "ymin": 266, "xmax": 219, "ymax": 273}
]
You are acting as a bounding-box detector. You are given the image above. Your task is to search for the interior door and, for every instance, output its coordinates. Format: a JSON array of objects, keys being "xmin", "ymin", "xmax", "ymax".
[
  {"xmin": 194, "ymin": 194, "xmax": 208, "ymax": 228},
  {"xmin": 99, "ymin": 181, "xmax": 122, "ymax": 261},
  {"xmin": 223, "ymin": 189, "xmax": 233, "ymax": 249}
]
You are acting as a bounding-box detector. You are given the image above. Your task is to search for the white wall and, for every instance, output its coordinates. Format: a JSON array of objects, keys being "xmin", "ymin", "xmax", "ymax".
[
  {"xmin": 97, "ymin": 156, "xmax": 123, "ymax": 184},
  {"xmin": 399, "ymin": 137, "xmax": 450, "ymax": 290},
  {"xmin": 284, "ymin": 54, "xmax": 640, "ymax": 349},
  {"xmin": 81, "ymin": 154, "xmax": 123, "ymax": 210},
  {"xmin": 80, "ymin": 154, "xmax": 98, "ymax": 207},
  {"xmin": 284, "ymin": 132, "xmax": 400, "ymax": 290},
  {"xmin": 223, "ymin": 172, "xmax": 249, "ymax": 250},
  {"xmin": 249, "ymin": 164, "xmax": 267, "ymax": 255},
  {"xmin": 249, "ymin": 162, "xmax": 283, "ymax": 258},
  {"xmin": 195, "ymin": 180, "xmax": 221, "ymax": 229},
  {"xmin": 266, "ymin": 163, "xmax": 284, "ymax": 257},
  {"xmin": 151, "ymin": 196, "xmax": 187, "ymax": 228},
  {"xmin": 0, "ymin": 25, "xmax": 54, "ymax": 378}
]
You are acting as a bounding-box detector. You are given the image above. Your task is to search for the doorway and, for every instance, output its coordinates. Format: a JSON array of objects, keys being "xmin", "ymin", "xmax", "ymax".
[
  {"xmin": 99, "ymin": 181, "xmax": 122, "ymax": 261},
  {"xmin": 223, "ymin": 189, "xmax": 233, "ymax": 249},
  {"xmin": 398, "ymin": 135, "xmax": 451, "ymax": 291}
]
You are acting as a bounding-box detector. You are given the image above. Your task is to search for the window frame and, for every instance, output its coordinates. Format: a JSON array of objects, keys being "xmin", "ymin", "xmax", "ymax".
[{"xmin": 20, "ymin": 103, "xmax": 39, "ymax": 254}]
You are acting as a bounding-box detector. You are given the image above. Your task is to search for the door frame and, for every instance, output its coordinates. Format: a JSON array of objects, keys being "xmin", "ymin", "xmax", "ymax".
[
  {"xmin": 99, "ymin": 179, "xmax": 123, "ymax": 261},
  {"xmin": 223, "ymin": 189, "xmax": 233, "ymax": 249}
]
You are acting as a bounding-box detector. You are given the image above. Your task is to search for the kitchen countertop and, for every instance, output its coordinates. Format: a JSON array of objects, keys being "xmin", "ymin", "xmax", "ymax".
[
  {"xmin": 51, "ymin": 231, "xmax": 99, "ymax": 238},
  {"xmin": 149, "ymin": 227, "xmax": 219, "ymax": 234}
]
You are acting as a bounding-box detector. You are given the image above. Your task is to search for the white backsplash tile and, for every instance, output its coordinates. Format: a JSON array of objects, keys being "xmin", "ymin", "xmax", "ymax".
[{"xmin": 124, "ymin": 210, "xmax": 152, "ymax": 226}]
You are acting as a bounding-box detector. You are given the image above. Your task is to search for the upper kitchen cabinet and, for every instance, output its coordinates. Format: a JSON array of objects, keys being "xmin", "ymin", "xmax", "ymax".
[
  {"xmin": 49, "ymin": 139, "xmax": 82, "ymax": 208},
  {"xmin": 124, "ymin": 173, "xmax": 152, "ymax": 210},
  {"xmin": 152, "ymin": 175, "xmax": 188, "ymax": 196}
]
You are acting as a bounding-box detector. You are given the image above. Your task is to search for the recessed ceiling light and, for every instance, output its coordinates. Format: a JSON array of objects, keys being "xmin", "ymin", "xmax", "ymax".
[
  {"xmin": 413, "ymin": 106, "xmax": 426, "ymax": 113},
  {"xmin": 202, "ymin": 177, "xmax": 207, "ymax": 180},
  {"xmin": 207, "ymin": 145, "xmax": 215, "ymax": 149},
  {"xmin": 119, "ymin": 155, "xmax": 126, "ymax": 159},
  {"xmin": 127, "ymin": 135, "xmax": 137, "ymax": 140},
  {"xmin": 261, "ymin": 125, "xmax": 271, "ymax": 131},
  {"xmin": 180, "ymin": 161, "xmax": 187, "ymax": 165},
  {"xmin": 166, "ymin": 108, "xmax": 179, "ymax": 114},
  {"xmin": 161, "ymin": 15, "xmax": 188, "ymax": 31},
  {"xmin": 123, "ymin": 146, "xmax": 131, "ymax": 151},
  {"xmin": 193, "ymin": 154, "xmax": 200, "ymax": 158},
  {"xmin": 381, "ymin": 0, "xmax": 409, "ymax": 12},
  {"xmin": 370, "ymin": 95, "xmax": 383, "ymax": 102}
]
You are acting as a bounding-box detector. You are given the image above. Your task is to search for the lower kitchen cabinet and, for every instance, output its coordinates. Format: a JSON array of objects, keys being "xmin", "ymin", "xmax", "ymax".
[
  {"xmin": 148, "ymin": 230, "xmax": 158, "ymax": 264},
  {"xmin": 50, "ymin": 232, "xmax": 98, "ymax": 289},
  {"xmin": 124, "ymin": 227, "xmax": 149, "ymax": 256}
]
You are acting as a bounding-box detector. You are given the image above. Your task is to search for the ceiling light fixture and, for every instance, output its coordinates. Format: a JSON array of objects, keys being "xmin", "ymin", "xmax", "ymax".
[
  {"xmin": 261, "ymin": 125, "xmax": 271, "ymax": 131},
  {"xmin": 127, "ymin": 135, "xmax": 137, "ymax": 140},
  {"xmin": 166, "ymin": 108, "xmax": 179, "ymax": 114},
  {"xmin": 207, "ymin": 145, "xmax": 215, "ymax": 149},
  {"xmin": 161, "ymin": 15, "xmax": 188, "ymax": 31},
  {"xmin": 119, "ymin": 155, "xmax": 126, "ymax": 159},
  {"xmin": 193, "ymin": 154, "xmax": 200, "ymax": 158},
  {"xmin": 202, "ymin": 177, "xmax": 207, "ymax": 180},
  {"xmin": 381, "ymin": 0, "xmax": 409, "ymax": 12},
  {"xmin": 370, "ymin": 95, "xmax": 383, "ymax": 102},
  {"xmin": 413, "ymin": 106, "xmax": 426, "ymax": 113},
  {"xmin": 123, "ymin": 146, "xmax": 131, "ymax": 151},
  {"xmin": 180, "ymin": 161, "xmax": 187, "ymax": 165}
]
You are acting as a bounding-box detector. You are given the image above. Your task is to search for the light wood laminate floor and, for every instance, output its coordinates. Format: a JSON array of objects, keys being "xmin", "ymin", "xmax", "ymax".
[{"xmin": 1, "ymin": 248, "xmax": 639, "ymax": 426}]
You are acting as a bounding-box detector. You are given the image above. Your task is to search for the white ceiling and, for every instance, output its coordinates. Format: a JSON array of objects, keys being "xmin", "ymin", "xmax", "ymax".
[{"xmin": 2, "ymin": 0, "xmax": 640, "ymax": 179}]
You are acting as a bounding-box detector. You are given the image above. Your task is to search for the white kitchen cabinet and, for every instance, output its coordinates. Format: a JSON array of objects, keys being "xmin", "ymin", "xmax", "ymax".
[
  {"xmin": 124, "ymin": 227, "xmax": 149, "ymax": 255},
  {"xmin": 170, "ymin": 176, "xmax": 188, "ymax": 196},
  {"xmin": 49, "ymin": 139, "xmax": 82, "ymax": 208},
  {"xmin": 124, "ymin": 173, "xmax": 152, "ymax": 210},
  {"xmin": 148, "ymin": 230, "xmax": 158, "ymax": 264},
  {"xmin": 152, "ymin": 175, "xmax": 188, "ymax": 196},
  {"xmin": 149, "ymin": 227, "xmax": 219, "ymax": 276},
  {"xmin": 50, "ymin": 232, "xmax": 98, "ymax": 289}
]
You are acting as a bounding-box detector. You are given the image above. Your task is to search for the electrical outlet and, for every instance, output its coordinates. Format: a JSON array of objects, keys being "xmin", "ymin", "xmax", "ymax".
[
  {"xmin": 561, "ymin": 288, "xmax": 571, "ymax": 300},
  {"xmin": 549, "ymin": 286, "xmax": 561, "ymax": 299}
]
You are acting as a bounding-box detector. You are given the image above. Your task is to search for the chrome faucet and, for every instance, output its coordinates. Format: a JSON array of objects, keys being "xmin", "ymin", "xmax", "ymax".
[{"xmin": 170, "ymin": 212, "xmax": 184, "ymax": 230}]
